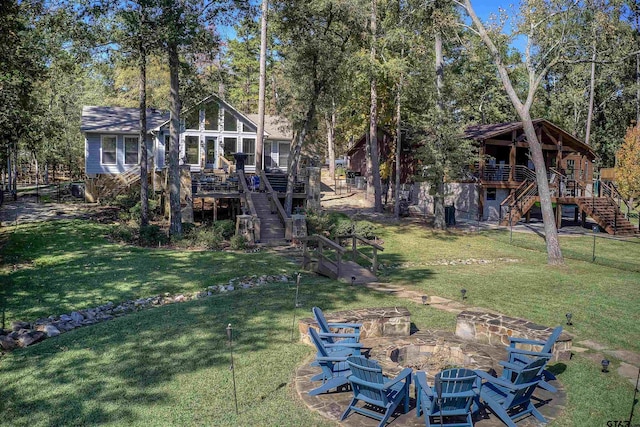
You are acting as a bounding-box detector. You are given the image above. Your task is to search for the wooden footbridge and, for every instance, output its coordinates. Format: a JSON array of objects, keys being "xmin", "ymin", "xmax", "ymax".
[{"xmin": 298, "ymin": 234, "xmax": 384, "ymax": 284}]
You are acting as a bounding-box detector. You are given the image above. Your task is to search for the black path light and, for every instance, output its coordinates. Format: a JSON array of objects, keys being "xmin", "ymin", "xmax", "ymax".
[
  {"xmin": 226, "ymin": 323, "xmax": 239, "ymax": 415},
  {"xmin": 628, "ymin": 367, "xmax": 639, "ymax": 424},
  {"xmin": 565, "ymin": 313, "xmax": 573, "ymax": 326},
  {"xmin": 460, "ymin": 288, "xmax": 467, "ymax": 301},
  {"xmin": 351, "ymin": 276, "xmax": 356, "ymax": 286},
  {"xmin": 601, "ymin": 359, "xmax": 610, "ymax": 373},
  {"xmin": 291, "ymin": 273, "xmax": 302, "ymax": 342},
  {"xmin": 592, "ymin": 225, "xmax": 599, "ymax": 262},
  {"xmin": 422, "ymin": 295, "xmax": 429, "ymax": 305}
]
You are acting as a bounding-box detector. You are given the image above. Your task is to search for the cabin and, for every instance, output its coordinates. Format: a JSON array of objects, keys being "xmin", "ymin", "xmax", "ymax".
[{"xmin": 81, "ymin": 95, "xmax": 314, "ymax": 244}]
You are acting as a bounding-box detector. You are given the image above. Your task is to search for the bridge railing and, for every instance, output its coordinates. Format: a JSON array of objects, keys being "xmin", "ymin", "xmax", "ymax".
[{"xmin": 335, "ymin": 233, "xmax": 384, "ymax": 273}]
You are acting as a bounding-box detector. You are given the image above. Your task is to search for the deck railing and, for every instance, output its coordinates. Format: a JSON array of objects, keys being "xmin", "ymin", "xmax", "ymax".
[{"xmin": 335, "ymin": 233, "xmax": 384, "ymax": 273}]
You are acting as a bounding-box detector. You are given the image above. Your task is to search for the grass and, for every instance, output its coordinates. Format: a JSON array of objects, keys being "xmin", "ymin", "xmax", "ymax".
[{"xmin": 0, "ymin": 218, "xmax": 639, "ymax": 426}]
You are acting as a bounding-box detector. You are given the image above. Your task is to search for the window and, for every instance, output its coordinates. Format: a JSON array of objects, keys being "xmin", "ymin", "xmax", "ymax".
[
  {"xmin": 487, "ymin": 188, "xmax": 496, "ymax": 201},
  {"xmin": 185, "ymin": 136, "xmax": 200, "ymax": 165},
  {"xmin": 223, "ymin": 137, "xmax": 237, "ymax": 161},
  {"xmin": 264, "ymin": 141, "xmax": 275, "ymax": 168},
  {"xmin": 124, "ymin": 136, "xmax": 139, "ymax": 165},
  {"xmin": 204, "ymin": 103, "xmax": 219, "ymax": 130},
  {"xmin": 185, "ymin": 109, "xmax": 200, "ymax": 130},
  {"xmin": 223, "ymin": 110, "xmax": 237, "ymax": 132},
  {"xmin": 242, "ymin": 138, "xmax": 255, "ymax": 166},
  {"xmin": 101, "ymin": 136, "xmax": 117, "ymax": 164},
  {"xmin": 205, "ymin": 137, "xmax": 217, "ymax": 165},
  {"xmin": 278, "ymin": 142, "xmax": 290, "ymax": 170}
]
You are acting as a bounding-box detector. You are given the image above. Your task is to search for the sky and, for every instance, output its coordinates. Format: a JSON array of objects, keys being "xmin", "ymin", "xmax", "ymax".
[{"xmin": 219, "ymin": 0, "xmax": 523, "ymax": 43}]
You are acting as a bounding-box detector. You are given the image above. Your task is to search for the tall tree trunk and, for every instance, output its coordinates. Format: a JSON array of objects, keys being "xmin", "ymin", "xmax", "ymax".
[
  {"xmin": 584, "ymin": 37, "xmax": 597, "ymax": 146},
  {"xmin": 394, "ymin": 79, "xmax": 402, "ymax": 218},
  {"xmin": 370, "ymin": 0, "xmax": 382, "ymax": 212},
  {"xmin": 168, "ymin": 41, "xmax": 182, "ymax": 236},
  {"xmin": 636, "ymin": 2, "xmax": 640, "ymax": 124},
  {"xmin": 463, "ymin": 0, "xmax": 563, "ymax": 264},
  {"xmin": 326, "ymin": 100, "xmax": 336, "ymax": 180},
  {"xmin": 256, "ymin": 0, "xmax": 268, "ymax": 174},
  {"xmin": 139, "ymin": 22, "xmax": 149, "ymax": 228},
  {"xmin": 433, "ymin": 29, "xmax": 446, "ymax": 229}
]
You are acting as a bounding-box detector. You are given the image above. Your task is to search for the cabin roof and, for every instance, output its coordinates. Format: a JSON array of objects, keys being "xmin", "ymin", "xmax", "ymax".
[
  {"xmin": 81, "ymin": 106, "xmax": 169, "ymax": 133},
  {"xmin": 464, "ymin": 119, "xmax": 596, "ymax": 159}
]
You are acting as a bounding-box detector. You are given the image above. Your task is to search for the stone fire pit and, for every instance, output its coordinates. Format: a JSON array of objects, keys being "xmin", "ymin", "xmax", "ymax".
[{"xmin": 295, "ymin": 307, "xmax": 568, "ymax": 426}]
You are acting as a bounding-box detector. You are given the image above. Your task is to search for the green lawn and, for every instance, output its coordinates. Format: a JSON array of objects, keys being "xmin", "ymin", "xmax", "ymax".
[{"xmin": 0, "ymin": 219, "xmax": 638, "ymax": 426}]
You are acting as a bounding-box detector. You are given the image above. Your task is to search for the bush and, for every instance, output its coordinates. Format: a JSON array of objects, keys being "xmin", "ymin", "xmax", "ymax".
[
  {"xmin": 108, "ymin": 224, "xmax": 136, "ymax": 243},
  {"xmin": 191, "ymin": 227, "xmax": 223, "ymax": 250},
  {"xmin": 305, "ymin": 210, "xmax": 334, "ymax": 238},
  {"xmin": 353, "ymin": 220, "xmax": 378, "ymax": 240},
  {"xmin": 213, "ymin": 220, "xmax": 235, "ymax": 240},
  {"xmin": 230, "ymin": 234, "xmax": 248, "ymax": 250},
  {"xmin": 139, "ymin": 224, "xmax": 169, "ymax": 247},
  {"xmin": 129, "ymin": 198, "xmax": 160, "ymax": 222}
]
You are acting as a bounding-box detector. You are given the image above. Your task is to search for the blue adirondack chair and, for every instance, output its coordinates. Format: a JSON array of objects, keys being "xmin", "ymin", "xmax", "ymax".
[
  {"xmin": 308, "ymin": 328, "xmax": 355, "ymax": 396},
  {"xmin": 415, "ymin": 368, "xmax": 479, "ymax": 427},
  {"xmin": 312, "ymin": 307, "xmax": 361, "ymax": 346},
  {"xmin": 341, "ymin": 356, "xmax": 412, "ymax": 427},
  {"xmin": 504, "ymin": 326, "xmax": 562, "ymax": 393},
  {"xmin": 476, "ymin": 356, "xmax": 550, "ymax": 427}
]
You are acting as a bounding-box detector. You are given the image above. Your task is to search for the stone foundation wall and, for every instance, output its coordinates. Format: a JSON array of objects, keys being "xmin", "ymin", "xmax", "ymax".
[
  {"xmin": 455, "ymin": 311, "xmax": 572, "ymax": 361},
  {"xmin": 299, "ymin": 307, "xmax": 411, "ymax": 346}
]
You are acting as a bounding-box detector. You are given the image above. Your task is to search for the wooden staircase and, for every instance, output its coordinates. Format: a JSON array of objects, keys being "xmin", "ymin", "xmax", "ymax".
[
  {"xmin": 499, "ymin": 180, "xmax": 538, "ymax": 226},
  {"xmin": 264, "ymin": 173, "xmax": 288, "ymax": 192},
  {"xmin": 96, "ymin": 166, "xmax": 142, "ymax": 200},
  {"xmin": 575, "ymin": 197, "xmax": 639, "ymax": 236},
  {"xmin": 251, "ymin": 192, "xmax": 286, "ymax": 244}
]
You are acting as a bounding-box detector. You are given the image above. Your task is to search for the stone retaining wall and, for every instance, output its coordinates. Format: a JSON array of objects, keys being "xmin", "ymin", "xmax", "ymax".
[
  {"xmin": 299, "ymin": 307, "xmax": 411, "ymax": 346},
  {"xmin": 455, "ymin": 310, "xmax": 572, "ymax": 361}
]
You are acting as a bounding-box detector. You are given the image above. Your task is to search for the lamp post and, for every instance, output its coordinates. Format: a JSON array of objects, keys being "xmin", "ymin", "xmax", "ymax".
[
  {"xmin": 592, "ymin": 225, "xmax": 599, "ymax": 262},
  {"xmin": 291, "ymin": 273, "xmax": 301, "ymax": 341},
  {"xmin": 227, "ymin": 323, "xmax": 239, "ymax": 415}
]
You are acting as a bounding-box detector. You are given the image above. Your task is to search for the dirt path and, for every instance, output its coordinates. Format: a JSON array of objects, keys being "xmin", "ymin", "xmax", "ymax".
[{"xmin": 0, "ymin": 196, "xmax": 111, "ymax": 227}]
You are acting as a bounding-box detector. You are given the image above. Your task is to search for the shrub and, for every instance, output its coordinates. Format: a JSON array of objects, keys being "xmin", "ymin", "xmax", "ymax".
[
  {"xmin": 213, "ymin": 220, "xmax": 235, "ymax": 240},
  {"xmin": 230, "ymin": 234, "xmax": 248, "ymax": 250},
  {"xmin": 129, "ymin": 198, "xmax": 161, "ymax": 222},
  {"xmin": 108, "ymin": 224, "xmax": 135, "ymax": 243},
  {"xmin": 139, "ymin": 224, "xmax": 169, "ymax": 247},
  {"xmin": 305, "ymin": 210, "xmax": 334, "ymax": 237},
  {"xmin": 191, "ymin": 227, "xmax": 223, "ymax": 250},
  {"xmin": 353, "ymin": 220, "xmax": 378, "ymax": 240}
]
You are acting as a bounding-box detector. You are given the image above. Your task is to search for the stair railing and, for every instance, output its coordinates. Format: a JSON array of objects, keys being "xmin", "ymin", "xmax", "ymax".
[
  {"xmin": 335, "ymin": 233, "xmax": 384, "ymax": 273},
  {"xmin": 499, "ymin": 180, "xmax": 529, "ymax": 222},
  {"xmin": 261, "ymin": 170, "xmax": 293, "ymax": 240},
  {"xmin": 298, "ymin": 235, "xmax": 345, "ymax": 279},
  {"xmin": 600, "ymin": 180, "xmax": 631, "ymax": 219},
  {"xmin": 514, "ymin": 165, "xmax": 536, "ymax": 182},
  {"xmin": 237, "ymin": 170, "xmax": 260, "ymax": 241}
]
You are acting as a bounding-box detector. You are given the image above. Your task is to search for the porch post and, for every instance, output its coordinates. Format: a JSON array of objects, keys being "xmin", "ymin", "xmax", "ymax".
[
  {"xmin": 509, "ymin": 130, "xmax": 516, "ymax": 182},
  {"xmin": 556, "ymin": 134, "xmax": 563, "ymax": 170}
]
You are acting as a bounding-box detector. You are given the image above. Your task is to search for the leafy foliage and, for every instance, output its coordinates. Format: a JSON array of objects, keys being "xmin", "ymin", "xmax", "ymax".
[{"xmin": 615, "ymin": 125, "xmax": 640, "ymax": 205}]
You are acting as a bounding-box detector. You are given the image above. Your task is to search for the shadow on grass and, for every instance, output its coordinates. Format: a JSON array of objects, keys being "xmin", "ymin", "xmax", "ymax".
[{"xmin": 0, "ymin": 277, "xmax": 370, "ymax": 425}]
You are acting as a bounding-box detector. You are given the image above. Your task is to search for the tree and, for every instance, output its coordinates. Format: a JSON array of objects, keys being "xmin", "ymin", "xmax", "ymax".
[
  {"xmin": 616, "ymin": 125, "xmax": 640, "ymax": 208},
  {"xmin": 458, "ymin": 0, "xmax": 566, "ymax": 265},
  {"xmin": 256, "ymin": 0, "xmax": 268, "ymax": 174},
  {"xmin": 369, "ymin": 0, "xmax": 383, "ymax": 212}
]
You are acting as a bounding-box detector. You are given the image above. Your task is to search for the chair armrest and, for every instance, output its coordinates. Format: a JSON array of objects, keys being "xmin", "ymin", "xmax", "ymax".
[
  {"xmin": 475, "ymin": 370, "xmax": 538, "ymax": 391},
  {"xmin": 442, "ymin": 390, "xmax": 477, "ymax": 399},
  {"xmin": 319, "ymin": 332, "xmax": 360, "ymax": 339},
  {"xmin": 499, "ymin": 360, "xmax": 530, "ymax": 371},
  {"xmin": 415, "ymin": 371, "xmax": 434, "ymax": 397},
  {"xmin": 324, "ymin": 342, "xmax": 363, "ymax": 349},
  {"xmin": 507, "ymin": 348, "xmax": 553, "ymax": 358},
  {"xmin": 326, "ymin": 322, "xmax": 361, "ymax": 330},
  {"xmin": 383, "ymin": 367, "xmax": 412, "ymax": 389},
  {"xmin": 316, "ymin": 356, "xmax": 348, "ymax": 362}
]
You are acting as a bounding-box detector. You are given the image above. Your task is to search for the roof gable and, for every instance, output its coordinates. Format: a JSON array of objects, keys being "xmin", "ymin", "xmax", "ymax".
[{"xmin": 81, "ymin": 106, "xmax": 169, "ymax": 134}]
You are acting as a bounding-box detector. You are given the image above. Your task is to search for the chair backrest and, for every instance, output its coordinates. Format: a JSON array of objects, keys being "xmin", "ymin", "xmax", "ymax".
[
  {"xmin": 346, "ymin": 356, "xmax": 387, "ymax": 406},
  {"xmin": 505, "ymin": 357, "xmax": 548, "ymax": 408},
  {"xmin": 436, "ymin": 368, "xmax": 477, "ymax": 413},
  {"xmin": 541, "ymin": 326, "xmax": 563, "ymax": 354},
  {"xmin": 308, "ymin": 328, "xmax": 330, "ymax": 358},
  {"xmin": 312, "ymin": 307, "xmax": 336, "ymax": 344}
]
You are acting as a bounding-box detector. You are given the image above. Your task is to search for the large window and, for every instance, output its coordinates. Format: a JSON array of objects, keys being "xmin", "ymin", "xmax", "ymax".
[
  {"xmin": 185, "ymin": 136, "xmax": 200, "ymax": 165},
  {"xmin": 185, "ymin": 109, "xmax": 200, "ymax": 130},
  {"xmin": 204, "ymin": 103, "xmax": 219, "ymax": 130},
  {"xmin": 101, "ymin": 136, "xmax": 117, "ymax": 165},
  {"xmin": 278, "ymin": 142, "xmax": 290, "ymax": 170},
  {"xmin": 223, "ymin": 137, "xmax": 237, "ymax": 161},
  {"xmin": 242, "ymin": 138, "xmax": 255, "ymax": 166},
  {"xmin": 124, "ymin": 136, "xmax": 139, "ymax": 165},
  {"xmin": 264, "ymin": 141, "xmax": 275, "ymax": 168},
  {"xmin": 223, "ymin": 110, "xmax": 237, "ymax": 132}
]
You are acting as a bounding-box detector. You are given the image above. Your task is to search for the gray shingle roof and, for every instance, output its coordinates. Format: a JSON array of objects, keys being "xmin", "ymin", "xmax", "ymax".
[
  {"xmin": 81, "ymin": 106, "xmax": 169, "ymax": 133},
  {"xmin": 246, "ymin": 114, "xmax": 293, "ymax": 140}
]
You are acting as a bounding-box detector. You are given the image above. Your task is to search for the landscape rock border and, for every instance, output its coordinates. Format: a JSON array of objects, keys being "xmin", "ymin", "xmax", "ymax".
[{"xmin": 0, "ymin": 274, "xmax": 293, "ymax": 355}]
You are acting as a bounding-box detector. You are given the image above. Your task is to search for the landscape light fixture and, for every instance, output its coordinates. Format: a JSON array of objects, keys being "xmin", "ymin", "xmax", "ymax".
[
  {"xmin": 461, "ymin": 289, "xmax": 467, "ymax": 300},
  {"xmin": 601, "ymin": 359, "xmax": 610, "ymax": 373},
  {"xmin": 351, "ymin": 276, "xmax": 356, "ymax": 285},
  {"xmin": 226, "ymin": 323, "xmax": 239, "ymax": 414},
  {"xmin": 592, "ymin": 225, "xmax": 599, "ymax": 262},
  {"xmin": 565, "ymin": 313, "xmax": 573, "ymax": 326},
  {"xmin": 422, "ymin": 295, "xmax": 428, "ymax": 305}
]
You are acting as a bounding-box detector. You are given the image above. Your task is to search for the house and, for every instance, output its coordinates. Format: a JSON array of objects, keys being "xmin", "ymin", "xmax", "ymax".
[{"xmin": 81, "ymin": 94, "xmax": 293, "ymax": 184}]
